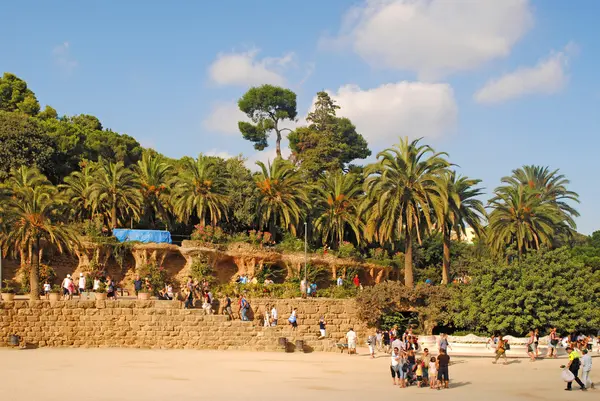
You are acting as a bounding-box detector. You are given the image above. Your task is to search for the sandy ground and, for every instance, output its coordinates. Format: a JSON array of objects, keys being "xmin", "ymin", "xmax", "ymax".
[{"xmin": 0, "ymin": 348, "xmax": 596, "ymax": 401}]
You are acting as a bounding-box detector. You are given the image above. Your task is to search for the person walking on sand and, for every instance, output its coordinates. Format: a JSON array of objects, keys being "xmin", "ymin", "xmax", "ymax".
[
  {"xmin": 368, "ymin": 331, "xmax": 377, "ymax": 358},
  {"xmin": 436, "ymin": 348, "xmax": 450, "ymax": 389},
  {"xmin": 564, "ymin": 346, "xmax": 587, "ymax": 391},
  {"xmin": 492, "ymin": 336, "xmax": 508, "ymax": 365},
  {"xmin": 346, "ymin": 327, "xmax": 357, "ymax": 355},
  {"xmin": 390, "ymin": 347, "xmax": 401, "ymax": 385},
  {"xmin": 581, "ymin": 349, "xmax": 594, "ymax": 389},
  {"xmin": 547, "ymin": 327, "xmax": 559, "ymax": 359},
  {"xmin": 318, "ymin": 316, "xmax": 327, "ymax": 339},
  {"xmin": 526, "ymin": 330, "xmax": 536, "ymax": 361},
  {"xmin": 438, "ymin": 333, "xmax": 451, "ymax": 354},
  {"xmin": 428, "ymin": 357, "xmax": 437, "ymax": 389}
]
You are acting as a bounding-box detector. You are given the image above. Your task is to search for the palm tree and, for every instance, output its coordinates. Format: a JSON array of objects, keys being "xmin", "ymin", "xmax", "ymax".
[
  {"xmin": 363, "ymin": 137, "xmax": 449, "ymax": 287},
  {"xmin": 136, "ymin": 153, "xmax": 173, "ymax": 228},
  {"xmin": 0, "ymin": 167, "xmax": 78, "ymax": 298},
  {"xmin": 59, "ymin": 162, "xmax": 97, "ymax": 221},
  {"xmin": 313, "ymin": 172, "xmax": 363, "ymax": 247},
  {"xmin": 171, "ymin": 155, "xmax": 229, "ymax": 226},
  {"xmin": 502, "ymin": 165, "xmax": 579, "ymax": 229},
  {"xmin": 255, "ymin": 158, "xmax": 309, "ymax": 237},
  {"xmin": 435, "ymin": 171, "xmax": 486, "ymax": 284},
  {"xmin": 487, "ymin": 184, "xmax": 562, "ymax": 258},
  {"xmin": 89, "ymin": 160, "xmax": 142, "ymax": 229}
]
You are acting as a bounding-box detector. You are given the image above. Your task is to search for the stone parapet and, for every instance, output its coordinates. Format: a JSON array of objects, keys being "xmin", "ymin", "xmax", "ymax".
[{"xmin": 0, "ymin": 298, "xmax": 367, "ymax": 353}]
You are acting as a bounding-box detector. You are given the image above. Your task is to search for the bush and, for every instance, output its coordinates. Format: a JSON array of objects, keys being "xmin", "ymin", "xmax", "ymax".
[
  {"xmin": 19, "ymin": 263, "xmax": 56, "ymax": 294},
  {"xmin": 336, "ymin": 241, "xmax": 359, "ymax": 259},
  {"xmin": 276, "ymin": 233, "xmax": 306, "ymax": 252},
  {"xmin": 189, "ymin": 258, "xmax": 217, "ymax": 286},
  {"xmin": 136, "ymin": 263, "xmax": 167, "ymax": 294},
  {"xmin": 213, "ymin": 282, "xmax": 302, "ymax": 299},
  {"xmin": 191, "ymin": 224, "xmax": 227, "ymax": 244}
]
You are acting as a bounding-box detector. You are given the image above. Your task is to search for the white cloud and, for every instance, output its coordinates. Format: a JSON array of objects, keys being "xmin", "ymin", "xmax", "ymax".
[
  {"xmin": 202, "ymin": 101, "xmax": 249, "ymax": 135},
  {"xmin": 474, "ymin": 47, "xmax": 572, "ymax": 104},
  {"xmin": 204, "ymin": 149, "xmax": 236, "ymax": 160},
  {"xmin": 323, "ymin": 0, "xmax": 533, "ymax": 80},
  {"xmin": 53, "ymin": 42, "xmax": 78, "ymax": 73},
  {"xmin": 208, "ymin": 49, "xmax": 294, "ymax": 87},
  {"xmin": 245, "ymin": 145, "xmax": 292, "ymax": 172},
  {"xmin": 323, "ymin": 81, "xmax": 457, "ymax": 148}
]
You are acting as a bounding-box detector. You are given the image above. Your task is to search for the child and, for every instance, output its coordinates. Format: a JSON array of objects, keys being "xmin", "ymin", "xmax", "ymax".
[
  {"xmin": 415, "ymin": 361, "xmax": 424, "ymax": 387},
  {"xmin": 428, "ymin": 357, "xmax": 437, "ymax": 389},
  {"xmin": 43, "ymin": 281, "xmax": 51, "ymax": 300}
]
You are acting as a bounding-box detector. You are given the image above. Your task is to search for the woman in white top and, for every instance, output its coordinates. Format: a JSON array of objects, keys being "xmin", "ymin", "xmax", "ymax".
[
  {"xmin": 263, "ymin": 306, "xmax": 270, "ymax": 327},
  {"xmin": 390, "ymin": 347, "xmax": 401, "ymax": 385},
  {"xmin": 270, "ymin": 306, "xmax": 278, "ymax": 326},
  {"xmin": 93, "ymin": 278, "xmax": 100, "ymax": 291}
]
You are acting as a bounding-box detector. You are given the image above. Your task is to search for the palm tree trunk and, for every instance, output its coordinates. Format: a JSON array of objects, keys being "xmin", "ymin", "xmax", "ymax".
[
  {"xmin": 404, "ymin": 229, "xmax": 414, "ymax": 287},
  {"xmin": 275, "ymin": 131, "xmax": 282, "ymax": 158},
  {"xmin": 111, "ymin": 193, "xmax": 117, "ymax": 229},
  {"xmin": 30, "ymin": 237, "xmax": 40, "ymax": 300},
  {"xmin": 442, "ymin": 231, "xmax": 451, "ymax": 285}
]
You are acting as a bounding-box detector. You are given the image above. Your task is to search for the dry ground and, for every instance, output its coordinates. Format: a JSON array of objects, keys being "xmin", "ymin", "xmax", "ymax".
[{"xmin": 0, "ymin": 348, "xmax": 596, "ymax": 401}]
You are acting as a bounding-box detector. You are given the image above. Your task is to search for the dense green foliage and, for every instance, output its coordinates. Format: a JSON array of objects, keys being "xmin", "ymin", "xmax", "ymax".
[
  {"xmin": 288, "ymin": 92, "xmax": 370, "ymax": 179},
  {"xmin": 1, "ymin": 72, "xmax": 594, "ymax": 335}
]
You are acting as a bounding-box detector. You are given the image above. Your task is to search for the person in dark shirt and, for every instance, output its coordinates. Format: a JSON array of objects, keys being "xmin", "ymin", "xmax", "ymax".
[
  {"xmin": 436, "ymin": 348, "xmax": 451, "ymax": 389},
  {"xmin": 133, "ymin": 275, "xmax": 142, "ymax": 296},
  {"xmin": 223, "ymin": 294, "xmax": 233, "ymax": 320}
]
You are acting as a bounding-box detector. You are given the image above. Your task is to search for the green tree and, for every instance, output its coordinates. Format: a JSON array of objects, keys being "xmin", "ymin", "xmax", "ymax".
[
  {"xmin": 238, "ymin": 84, "xmax": 297, "ymax": 157},
  {"xmin": 502, "ymin": 165, "xmax": 579, "ymax": 233},
  {"xmin": 136, "ymin": 153, "xmax": 173, "ymax": 228},
  {"xmin": 255, "ymin": 158, "xmax": 309, "ymax": 237},
  {"xmin": 435, "ymin": 171, "xmax": 486, "ymax": 284},
  {"xmin": 70, "ymin": 114, "xmax": 103, "ymax": 131},
  {"xmin": 453, "ymin": 248, "xmax": 600, "ymax": 335},
  {"xmin": 363, "ymin": 137, "xmax": 449, "ymax": 287},
  {"xmin": 0, "ymin": 72, "xmax": 40, "ymax": 116},
  {"xmin": 313, "ymin": 172, "xmax": 363, "ymax": 247},
  {"xmin": 222, "ymin": 156, "xmax": 260, "ymax": 232},
  {"xmin": 171, "ymin": 155, "xmax": 229, "ymax": 226},
  {"xmin": 289, "ymin": 92, "xmax": 370, "ymax": 178},
  {"xmin": 0, "ymin": 111, "xmax": 57, "ymax": 180},
  {"xmin": 487, "ymin": 184, "xmax": 563, "ymax": 258},
  {"xmin": 89, "ymin": 160, "xmax": 142, "ymax": 229},
  {"xmin": 59, "ymin": 162, "xmax": 97, "ymax": 221},
  {"xmin": 0, "ymin": 167, "xmax": 77, "ymax": 298},
  {"xmin": 83, "ymin": 130, "xmax": 143, "ymax": 166},
  {"xmin": 38, "ymin": 105, "xmax": 58, "ymax": 120}
]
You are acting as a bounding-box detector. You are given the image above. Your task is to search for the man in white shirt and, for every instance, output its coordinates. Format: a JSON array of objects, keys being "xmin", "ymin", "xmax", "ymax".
[
  {"xmin": 336, "ymin": 276, "xmax": 343, "ymax": 286},
  {"xmin": 581, "ymin": 349, "xmax": 594, "ymax": 389},
  {"xmin": 391, "ymin": 337, "xmax": 403, "ymax": 353},
  {"xmin": 346, "ymin": 328, "xmax": 358, "ymax": 355},
  {"xmin": 270, "ymin": 306, "xmax": 278, "ymax": 326},
  {"xmin": 78, "ymin": 273, "xmax": 86, "ymax": 299}
]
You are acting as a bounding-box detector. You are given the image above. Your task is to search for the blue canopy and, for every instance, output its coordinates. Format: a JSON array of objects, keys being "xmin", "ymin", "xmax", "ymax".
[{"xmin": 112, "ymin": 229, "xmax": 172, "ymax": 244}]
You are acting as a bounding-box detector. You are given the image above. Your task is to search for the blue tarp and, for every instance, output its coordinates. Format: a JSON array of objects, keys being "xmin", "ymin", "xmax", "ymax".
[{"xmin": 112, "ymin": 229, "xmax": 172, "ymax": 244}]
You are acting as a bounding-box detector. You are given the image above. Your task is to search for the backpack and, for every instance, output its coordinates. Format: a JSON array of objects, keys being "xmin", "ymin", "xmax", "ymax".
[{"xmin": 402, "ymin": 363, "xmax": 409, "ymax": 373}]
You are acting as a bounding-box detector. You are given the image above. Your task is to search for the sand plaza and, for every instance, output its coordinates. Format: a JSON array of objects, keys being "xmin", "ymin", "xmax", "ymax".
[{"xmin": 0, "ymin": 347, "xmax": 596, "ymax": 401}]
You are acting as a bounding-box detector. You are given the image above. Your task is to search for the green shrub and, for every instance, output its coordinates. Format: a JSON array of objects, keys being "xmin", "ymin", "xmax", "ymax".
[
  {"xmin": 336, "ymin": 241, "xmax": 359, "ymax": 259},
  {"xmin": 136, "ymin": 263, "xmax": 167, "ymax": 294},
  {"xmin": 189, "ymin": 258, "xmax": 217, "ymax": 285},
  {"xmin": 275, "ymin": 233, "xmax": 306, "ymax": 252},
  {"xmin": 191, "ymin": 224, "xmax": 227, "ymax": 244}
]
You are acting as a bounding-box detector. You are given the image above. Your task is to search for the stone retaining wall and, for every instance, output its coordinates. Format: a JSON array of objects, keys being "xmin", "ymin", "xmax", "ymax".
[{"xmin": 0, "ymin": 298, "xmax": 367, "ymax": 352}]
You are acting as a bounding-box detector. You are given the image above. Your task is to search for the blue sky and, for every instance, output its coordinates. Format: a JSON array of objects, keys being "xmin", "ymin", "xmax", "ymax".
[{"xmin": 1, "ymin": 0, "xmax": 598, "ymax": 234}]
